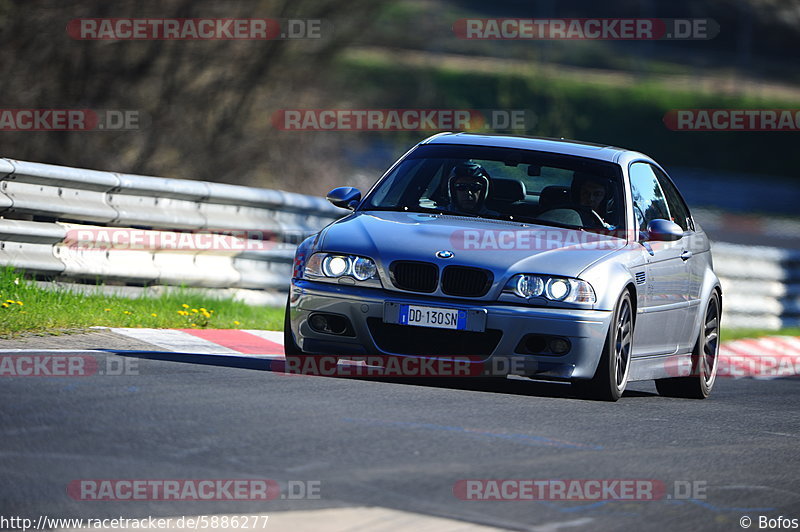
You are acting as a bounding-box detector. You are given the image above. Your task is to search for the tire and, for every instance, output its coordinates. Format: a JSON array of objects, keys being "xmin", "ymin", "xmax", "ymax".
[
  {"xmin": 655, "ymin": 290, "xmax": 720, "ymax": 399},
  {"xmin": 572, "ymin": 290, "xmax": 633, "ymax": 401}
]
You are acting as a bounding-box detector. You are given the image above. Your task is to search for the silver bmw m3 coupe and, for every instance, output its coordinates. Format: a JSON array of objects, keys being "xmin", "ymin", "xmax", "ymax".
[{"xmin": 285, "ymin": 133, "xmax": 722, "ymax": 401}]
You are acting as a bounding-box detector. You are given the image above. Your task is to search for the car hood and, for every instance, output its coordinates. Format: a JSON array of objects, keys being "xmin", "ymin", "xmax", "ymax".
[{"xmin": 320, "ymin": 211, "xmax": 626, "ymax": 279}]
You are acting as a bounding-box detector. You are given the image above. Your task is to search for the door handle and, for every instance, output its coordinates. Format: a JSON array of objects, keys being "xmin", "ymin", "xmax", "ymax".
[{"xmin": 680, "ymin": 250, "xmax": 692, "ymax": 261}]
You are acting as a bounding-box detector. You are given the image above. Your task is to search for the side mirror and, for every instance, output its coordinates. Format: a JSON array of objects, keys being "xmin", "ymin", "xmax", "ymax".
[
  {"xmin": 326, "ymin": 186, "xmax": 361, "ymax": 210},
  {"xmin": 646, "ymin": 219, "xmax": 684, "ymax": 241}
]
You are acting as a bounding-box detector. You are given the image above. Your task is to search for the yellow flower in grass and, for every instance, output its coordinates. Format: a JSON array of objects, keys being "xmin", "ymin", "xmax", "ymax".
[
  {"xmin": 16, "ymin": 301, "xmax": 23, "ymax": 306},
  {"xmin": 1, "ymin": 303, "xmax": 9, "ymax": 308},
  {"xmin": 5, "ymin": 299, "xmax": 14, "ymax": 304},
  {"xmin": 123, "ymin": 310, "xmax": 132, "ymax": 315},
  {"xmin": 104, "ymin": 308, "xmax": 112, "ymax": 312},
  {"xmin": 191, "ymin": 308, "xmax": 199, "ymax": 313},
  {"xmin": 181, "ymin": 304, "xmax": 189, "ymax": 309},
  {"xmin": 151, "ymin": 313, "xmax": 158, "ymax": 317},
  {"xmin": 233, "ymin": 320, "xmax": 241, "ymax": 326}
]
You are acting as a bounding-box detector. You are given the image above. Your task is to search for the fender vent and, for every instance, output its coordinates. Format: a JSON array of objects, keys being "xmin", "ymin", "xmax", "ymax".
[{"xmin": 635, "ymin": 271, "xmax": 646, "ymax": 285}]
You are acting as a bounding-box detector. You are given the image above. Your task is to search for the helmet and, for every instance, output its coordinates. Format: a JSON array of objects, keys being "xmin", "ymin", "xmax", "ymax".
[{"xmin": 448, "ymin": 162, "xmax": 490, "ymax": 204}]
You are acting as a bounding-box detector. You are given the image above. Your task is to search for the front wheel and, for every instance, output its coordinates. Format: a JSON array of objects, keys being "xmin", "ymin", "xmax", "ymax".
[
  {"xmin": 655, "ymin": 290, "xmax": 720, "ymax": 399},
  {"xmin": 572, "ymin": 290, "xmax": 633, "ymax": 401}
]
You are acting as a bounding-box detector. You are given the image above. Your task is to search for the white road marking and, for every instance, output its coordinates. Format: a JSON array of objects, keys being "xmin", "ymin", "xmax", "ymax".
[{"xmin": 242, "ymin": 329, "xmax": 285, "ymax": 344}]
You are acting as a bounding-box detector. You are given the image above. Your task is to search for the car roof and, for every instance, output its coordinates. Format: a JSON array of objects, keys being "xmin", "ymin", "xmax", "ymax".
[{"xmin": 420, "ymin": 132, "xmax": 643, "ymax": 164}]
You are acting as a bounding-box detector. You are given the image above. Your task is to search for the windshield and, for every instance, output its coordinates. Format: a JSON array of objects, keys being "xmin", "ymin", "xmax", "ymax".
[{"xmin": 362, "ymin": 144, "xmax": 626, "ymax": 232}]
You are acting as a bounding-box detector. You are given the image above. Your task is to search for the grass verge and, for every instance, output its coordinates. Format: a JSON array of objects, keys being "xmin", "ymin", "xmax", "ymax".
[{"xmin": 0, "ymin": 268, "xmax": 283, "ymax": 338}]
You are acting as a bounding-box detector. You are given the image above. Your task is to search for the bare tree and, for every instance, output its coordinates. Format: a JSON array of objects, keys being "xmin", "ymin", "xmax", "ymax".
[{"xmin": 0, "ymin": 0, "xmax": 387, "ymax": 192}]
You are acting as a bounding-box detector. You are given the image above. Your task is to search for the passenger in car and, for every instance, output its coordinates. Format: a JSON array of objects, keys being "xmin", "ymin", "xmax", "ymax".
[
  {"xmin": 574, "ymin": 173, "xmax": 609, "ymax": 212},
  {"xmin": 572, "ymin": 172, "xmax": 618, "ymax": 229}
]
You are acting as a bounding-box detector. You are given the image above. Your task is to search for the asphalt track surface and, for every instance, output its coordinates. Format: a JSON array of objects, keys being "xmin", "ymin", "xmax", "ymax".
[{"xmin": 2, "ymin": 340, "xmax": 799, "ymax": 532}]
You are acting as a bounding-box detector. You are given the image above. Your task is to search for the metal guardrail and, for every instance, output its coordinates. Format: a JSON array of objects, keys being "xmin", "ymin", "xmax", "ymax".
[
  {"xmin": 0, "ymin": 158, "xmax": 342, "ymax": 306},
  {"xmin": 711, "ymin": 242, "xmax": 800, "ymax": 330},
  {"xmin": 1, "ymin": 158, "xmax": 797, "ymax": 328}
]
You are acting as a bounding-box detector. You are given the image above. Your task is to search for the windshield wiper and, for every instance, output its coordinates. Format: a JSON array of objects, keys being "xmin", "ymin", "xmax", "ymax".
[
  {"xmin": 513, "ymin": 217, "xmax": 585, "ymax": 231},
  {"xmin": 431, "ymin": 210, "xmax": 519, "ymax": 222},
  {"xmin": 364, "ymin": 206, "xmax": 454, "ymax": 216},
  {"xmin": 364, "ymin": 206, "xmax": 487, "ymax": 218},
  {"xmin": 364, "ymin": 207, "xmax": 535, "ymax": 225}
]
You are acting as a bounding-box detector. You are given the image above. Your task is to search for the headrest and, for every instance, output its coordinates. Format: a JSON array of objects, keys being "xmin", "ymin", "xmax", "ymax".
[
  {"xmin": 572, "ymin": 172, "xmax": 611, "ymax": 191},
  {"xmin": 490, "ymin": 179, "xmax": 526, "ymax": 203},
  {"xmin": 538, "ymin": 186, "xmax": 571, "ymax": 209}
]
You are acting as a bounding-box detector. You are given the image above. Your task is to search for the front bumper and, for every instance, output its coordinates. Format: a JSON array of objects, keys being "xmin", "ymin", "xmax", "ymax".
[{"xmin": 288, "ymin": 279, "xmax": 613, "ymax": 380}]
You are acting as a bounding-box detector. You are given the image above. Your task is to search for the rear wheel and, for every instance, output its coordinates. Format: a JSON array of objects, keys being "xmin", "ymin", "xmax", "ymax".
[
  {"xmin": 655, "ymin": 290, "xmax": 720, "ymax": 399},
  {"xmin": 572, "ymin": 290, "xmax": 633, "ymax": 401}
]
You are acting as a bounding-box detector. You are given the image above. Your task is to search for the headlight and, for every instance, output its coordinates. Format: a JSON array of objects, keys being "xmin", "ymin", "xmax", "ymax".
[
  {"xmin": 323, "ymin": 255, "xmax": 350, "ymax": 277},
  {"xmin": 514, "ymin": 275, "xmax": 544, "ymax": 298},
  {"xmin": 352, "ymin": 256, "xmax": 377, "ymax": 281},
  {"xmin": 545, "ymin": 278, "xmax": 570, "ymax": 301},
  {"xmin": 505, "ymin": 274, "xmax": 595, "ymax": 304},
  {"xmin": 304, "ymin": 252, "xmax": 380, "ymax": 283}
]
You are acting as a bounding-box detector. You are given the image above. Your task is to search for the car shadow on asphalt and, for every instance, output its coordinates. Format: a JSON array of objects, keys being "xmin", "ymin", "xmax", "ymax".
[
  {"xmin": 99, "ymin": 349, "xmax": 660, "ymax": 400},
  {"xmin": 368, "ymin": 376, "xmax": 659, "ymax": 400}
]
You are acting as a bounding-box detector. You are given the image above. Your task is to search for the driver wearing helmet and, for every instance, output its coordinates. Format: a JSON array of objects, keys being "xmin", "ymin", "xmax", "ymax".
[{"xmin": 446, "ymin": 162, "xmax": 498, "ymax": 216}]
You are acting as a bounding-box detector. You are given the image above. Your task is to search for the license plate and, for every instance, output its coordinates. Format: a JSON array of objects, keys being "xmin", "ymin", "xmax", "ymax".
[{"xmin": 398, "ymin": 304, "xmax": 467, "ymax": 330}]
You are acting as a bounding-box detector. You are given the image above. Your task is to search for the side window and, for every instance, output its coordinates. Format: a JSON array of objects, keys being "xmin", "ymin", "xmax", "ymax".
[
  {"xmin": 629, "ymin": 162, "xmax": 671, "ymax": 234},
  {"xmin": 653, "ymin": 167, "xmax": 693, "ymax": 231}
]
